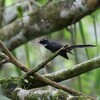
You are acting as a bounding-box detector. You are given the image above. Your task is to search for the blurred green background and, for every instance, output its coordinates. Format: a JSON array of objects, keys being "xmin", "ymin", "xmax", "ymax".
[{"xmin": 0, "ymin": 0, "xmax": 100, "ymax": 99}]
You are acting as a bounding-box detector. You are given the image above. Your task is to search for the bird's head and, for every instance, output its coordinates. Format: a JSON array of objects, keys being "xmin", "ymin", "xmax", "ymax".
[{"xmin": 38, "ymin": 39, "xmax": 49, "ymax": 46}]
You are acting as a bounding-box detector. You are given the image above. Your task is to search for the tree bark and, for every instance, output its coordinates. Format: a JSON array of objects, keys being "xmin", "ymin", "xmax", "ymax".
[{"xmin": 0, "ymin": 0, "xmax": 99, "ymax": 51}]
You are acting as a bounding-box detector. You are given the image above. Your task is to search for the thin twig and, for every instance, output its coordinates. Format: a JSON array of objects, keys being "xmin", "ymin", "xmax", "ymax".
[
  {"xmin": 0, "ymin": 40, "xmax": 95, "ymax": 100},
  {"xmin": 24, "ymin": 45, "xmax": 68, "ymax": 79}
]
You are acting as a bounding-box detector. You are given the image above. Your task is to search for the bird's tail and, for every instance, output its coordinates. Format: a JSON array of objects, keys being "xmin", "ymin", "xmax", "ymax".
[
  {"xmin": 65, "ymin": 44, "xmax": 96, "ymax": 55},
  {"xmin": 69, "ymin": 44, "xmax": 96, "ymax": 50}
]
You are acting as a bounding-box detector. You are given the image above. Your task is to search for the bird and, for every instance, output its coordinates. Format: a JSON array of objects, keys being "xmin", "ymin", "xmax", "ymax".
[{"xmin": 39, "ymin": 39, "xmax": 96, "ymax": 59}]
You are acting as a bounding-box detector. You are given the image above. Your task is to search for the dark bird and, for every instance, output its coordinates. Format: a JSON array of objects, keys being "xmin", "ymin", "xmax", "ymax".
[{"xmin": 39, "ymin": 39, "xmax": 96, "ymax": 59}]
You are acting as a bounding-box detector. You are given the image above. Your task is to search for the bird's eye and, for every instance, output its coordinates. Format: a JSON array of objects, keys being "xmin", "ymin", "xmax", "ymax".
[
  {"xmin": 39, "ymin": 38, "xmax": 48, "ymax": 44},
  {"xmin": 42, "ymin": 39, "xmax": 47, "ymax": 42},
  {"xmin": 43, "ymin": 39, "xmax": 47, "ymax": 41}
]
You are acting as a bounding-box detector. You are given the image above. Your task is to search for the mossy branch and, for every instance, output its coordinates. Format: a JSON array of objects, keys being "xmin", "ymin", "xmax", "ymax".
[
  {"xmin": 0, "ymin": 40, "xmax": 95, "ymax": 99},
  {"xmin": 0, "ymin": 0, "xmax": 99, "ymax": 51},
  {"xmin": 25, "ymin": 56, "xmax": 100, "ymax": 89}
]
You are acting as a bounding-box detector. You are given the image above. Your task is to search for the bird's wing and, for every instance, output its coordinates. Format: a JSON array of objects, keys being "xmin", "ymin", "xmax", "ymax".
[
  {"xmin": 60, "ymin": 52, "xmax": 69, "ymax": 59},
  {"xmin": 46, "ymin": 41, "xmax": 62, "ymax": 52},
  {"xmin": 50, "ymin": 41, "xmax": 62, "ymax": 49}
]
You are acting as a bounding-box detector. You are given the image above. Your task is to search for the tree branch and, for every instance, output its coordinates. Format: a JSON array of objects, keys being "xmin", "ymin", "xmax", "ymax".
[
  {"xmin": 24, "ymin": 56, "xmax": 100, "ymax": 89},
  {"xmin": 12, "ymin": 88, "xmax": 91, "ymax": 100},
  {"xmin": 0, "ymin": 40, "xmax": 95, "ymax": 99},
  {"xmin": 0, "ymin": 0, "xmax": 99, "ymax": 51},
  {"xmin": 24, "ymin": 44, "xmax": 69, "ymax": 79}
]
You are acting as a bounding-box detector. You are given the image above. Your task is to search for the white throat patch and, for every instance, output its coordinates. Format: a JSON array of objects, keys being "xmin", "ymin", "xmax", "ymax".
[{"xmin": 43, "ymin": 44, "xmax": 48, "ymax": 47}]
